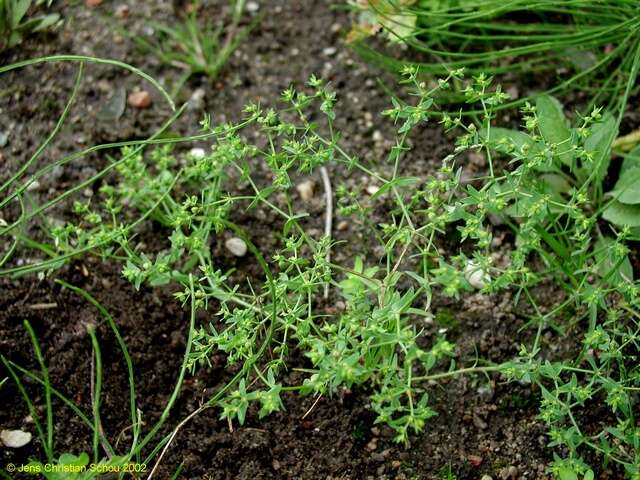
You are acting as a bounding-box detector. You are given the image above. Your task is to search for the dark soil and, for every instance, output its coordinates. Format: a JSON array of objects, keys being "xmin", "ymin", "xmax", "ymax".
[{"xmin": 0, "ymin": 1, "xmax": 630, "ymax": 479}]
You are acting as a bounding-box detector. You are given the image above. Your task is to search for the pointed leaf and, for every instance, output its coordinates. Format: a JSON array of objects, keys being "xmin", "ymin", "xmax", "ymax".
[
  {"xmin": 536, "ymin": 96, "xmax": 573, "ymax": 167},
  {"xmin": 594, "ymin": 236, "xmax": 633, "ymax": 283},
  {"xmin": 585, "ymin": 113, "xmax": 616, "ymax": 183},
  {"xmin": 11, "ymin": 0, "xmax": 32, "ymax": 28}
]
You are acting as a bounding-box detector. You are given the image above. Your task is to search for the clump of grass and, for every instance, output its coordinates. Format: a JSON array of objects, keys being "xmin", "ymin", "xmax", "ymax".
[
  {"xmin": 348, "ymin": 0, "xmax": 640, "ymax": 111},
  {"xmin": 0, "ymin": 0, "xmax": 60, "ymax": 50},
  {"xmin": 132, "ymin": 0, "xmax": 258, "ymax": 96}
]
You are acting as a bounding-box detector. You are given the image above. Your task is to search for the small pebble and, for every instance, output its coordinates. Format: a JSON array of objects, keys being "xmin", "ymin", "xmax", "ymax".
[
  {"xmin": 0, "ymin": 131, "xmax": 8, "ymax": 147},
  {"xmin": 323, "ymin": 47, "xmax": 337, "ymax": 56},
  {"xmin": 1, "ymin": 429, "xmax": 32, "ymax": 448},
  {"xmin": 465, "ymin": 261, "xmax": 489, "ymax": 289},
  {"xmin": 366, "ymin": 185, "xmax": 379, "ymax": 195},
  {"xmin": 366, "ymin": 438, "xmax": 378, "ymax": 451},
  {"xmin": 85, "ymin": 0, "xmax": 102, "ymax": 6},
  {"xmin": 500, "ymin": 466, "xmax": 518, "ymax": 480},
  {"xmin": 469, "ymin": 150, "xmax": 485, "ymax": 167},
  {"xmin": 506, "ymin": 85, "xmax": 519, "ymax": 100},
  {"xmin": 189, "ymin": 147, "xmax": 206, "ymax": 159},
  {"xmin": 296, "ymin": 180, "xmax": 315, "ymax": 201},
  {"xmin": 225, "ymin": 237, "xmax": 247, "ymax": 257},
  {"xmin": 473, "ymin": 412, "xmax": 488, "ymax": 430},
  {"xmin": 26, "ymin": 180, "xmax": 40, "ymax": 192},
  {"xmin": 127, "ymin": 90, "xmax": 152, "ymax": 109},
  {"xmin": 481, "ymin": 476, "xmax": 494, "ymax": 480},
  {"xmin": 246, "ymin": 1, "xmax": 259, "ymax": 12},
  {"xmin": 337, "ymin": 220, "xmax": 348, "ymax": 231},
  {"xmin": 114, "ymin": 4, "xmax": 130, "ymax": 17},
  {"xmin": 467, "ymin": 454, "xmax": 483, "ymax": 467},
  {"xmin": 187, "ymin": 87, "xmax": 206, "ymax": 111},
  {"xmin": 372, "ymin": 130, "xmax": 383, "ymax": 142}
]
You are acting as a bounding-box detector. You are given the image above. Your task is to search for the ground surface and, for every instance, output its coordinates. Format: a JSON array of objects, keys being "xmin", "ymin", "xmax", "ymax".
[{"xmin": 0, "ymin": 1, "xmax": 634, "ymax": 479}]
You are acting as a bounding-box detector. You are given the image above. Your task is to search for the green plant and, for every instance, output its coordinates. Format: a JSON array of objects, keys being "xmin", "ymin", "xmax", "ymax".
[
  {"xmin": 132, "ymin": 0, "xmax": 257, "ymax": 96},
  {"xmin": 0, "ymin": 0, "xmax": 60, "ymax": 50},
  {"xmin": 3, "ymin": 53, "xmax": 640, "ymax": 478},
  {"xmin": 348, "ymin": 0, "xmax": 640, "ymax": 111},
  {"xmin": 439, "ymin": 463, "xmax": 457, "ymax": 480},
  {"xmin": 36, "ymin": 72, "xmax": 471, "ymax": 444}
]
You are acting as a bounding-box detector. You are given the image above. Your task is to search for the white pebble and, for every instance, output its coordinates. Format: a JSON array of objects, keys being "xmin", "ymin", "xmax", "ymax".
[
  {"xmin": 296, "ymin": 180, "xmax": 315, "ymax": 201},
  {"xmin": 1, "ymin": 429, "xmax": 32, "ymax": 448},
  {"xmin": 465, "ymin": 261, "xmax": 489, "ymax": 289},
  {"xmin": 189, "ymin": 147, "xmax": 206, "ymax": 159},
  {"xmin": 225, "ymin": 237, "xmax": 247, "ymax": 257},
  {"xmin": 366, "ymin": 185, "xmax": 379, "ymax": 195},
  {"xmin": 26, "ymin": 180, "xmax": 40, "ymax": 192},
  {"xmin": 322, "ymin": 47, "xmax": 337, "ymax": 56},
  {"xmin": 246, "ymin": 1, "xmax": 259, "ymax": 12}
]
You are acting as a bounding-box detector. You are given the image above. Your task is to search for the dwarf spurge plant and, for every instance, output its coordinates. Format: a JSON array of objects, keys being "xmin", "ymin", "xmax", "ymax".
[
  {"xmin": 444, "ymin": 73, "xmax": 640, "ymax": 476},
  {"xmin": 43, "ymin": 71, "xmax": 470, "ymax": 445},
  {"xmin": 3, "ymin": 56, "xmax": 640, "ymax": 477}
]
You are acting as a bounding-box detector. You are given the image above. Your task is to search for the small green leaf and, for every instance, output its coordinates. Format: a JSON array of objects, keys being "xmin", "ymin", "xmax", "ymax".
[
  {"xmin": 540, "ymin": 173, "xmax": 571, "ymax": 195},
  {"xmin": 558, "ymin": 466, "xmax": 578, "ymax": 480},
  {"xmin": 32, "ymin": 13, "xmax": 60, "ymax": 32},
  {"xmin": 536, "ymin": 96, "xmax": 573, "ymax": 167},
  {"xmin": 371, "ymin": 176, "xmax": 420, "ymax": 200},
  {"xmin": 482, "ymin": 127, "xmax": 533, "ymax": 153},
  {"xmin": 58, "ymin": 452, "xmax": 90, "ymax": 467}
]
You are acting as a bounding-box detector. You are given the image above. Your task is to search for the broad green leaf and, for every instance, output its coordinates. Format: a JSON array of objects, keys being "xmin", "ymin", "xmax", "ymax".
[
  {"xmin": 620, "ymin": 145, "xmax": 640, "ymax": 175},
  {"xmin": 594, "ymin": 236, "xmax": 633, "ymax": 283},
  {"xmin": 609, "ymin": 166, "xmax": 640, "ymax": 205},
  {"xmin": 540, "ymin": 173, "xmax": 571, "ymax": 195},
  {"xmin": 602, "ymin": 200, "xmax": 640, "ymax": 227},
  {"xmin": 536, "ymin": 95, "xmax": 573, "ymax": 167},
  {"xmin": 584, "ymin": 113, "xmax": 616, "ymax": 183}
]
